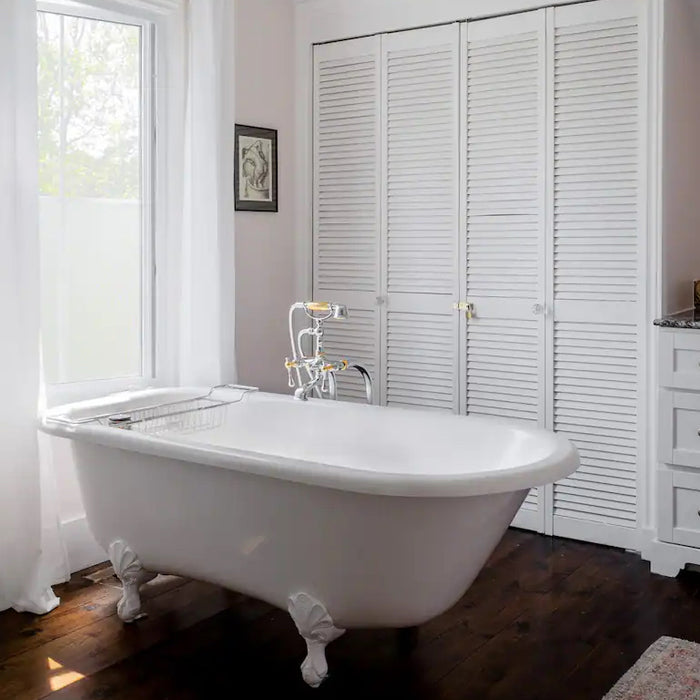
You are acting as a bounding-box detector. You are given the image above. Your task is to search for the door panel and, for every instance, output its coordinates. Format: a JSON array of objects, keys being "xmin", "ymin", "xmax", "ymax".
[
  {"xmin": 381, "ymin": 25, "xmax": 460, "ymax": 412},
  {"xmin": 463, "ymin": 11, "xmax": 547, "ymax": 531},
  {"xmin": 313, "ymin": 38, "xmax": 381, "ymax": 401},
  {"xmin": 549, "ymin": 0, "xmax": 642, "ymax": 549}
]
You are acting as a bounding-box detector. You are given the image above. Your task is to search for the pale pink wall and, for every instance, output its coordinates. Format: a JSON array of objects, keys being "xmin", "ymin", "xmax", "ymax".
[
  {"xmin": 234, "ymin": 0, "xmax": 296, "ymax": 393},
  {"xmin": 662, "ymin": 0, "xmax": 700, "ymax": 314}
]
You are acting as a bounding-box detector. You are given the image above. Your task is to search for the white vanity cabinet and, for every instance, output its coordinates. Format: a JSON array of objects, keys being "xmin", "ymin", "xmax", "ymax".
[
  {"xmin": 655, "ymin": 326, "xmax": 700, "ymax": 574},
  {"xmin": 659, "ymin": 331, "xmax": 700, "ymax": 392}
]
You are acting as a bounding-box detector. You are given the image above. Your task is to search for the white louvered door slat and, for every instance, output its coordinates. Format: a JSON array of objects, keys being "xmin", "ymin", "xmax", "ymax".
[
  {"xmin": 313, "ymin": 39, "xmax": 381, "ymax": 402},
  {"xmin": 549, "ymin": 0, "xmax": 642, "ymax": 549},
  {"xmin": 381, "ymin": 26, "xmax": 460, "ymax": 412},
  {"xmin": 463, "ymin": 11, "xmax": 547, "ymax": 532}
]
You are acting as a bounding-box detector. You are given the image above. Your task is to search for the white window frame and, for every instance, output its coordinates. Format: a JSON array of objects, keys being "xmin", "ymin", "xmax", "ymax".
[{"xmin": 37, "ymin": 0, "xmax": 163, "ymax": 405}]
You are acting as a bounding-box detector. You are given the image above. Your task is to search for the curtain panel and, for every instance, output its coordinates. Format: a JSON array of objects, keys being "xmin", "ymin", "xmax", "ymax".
[
  {"xmin": 0, "ymin": 0, "xmax": 68, "ymax": 614},
  {"xmin": 0, "ymin": 0, "xmax": 234, "ymax": 612}
]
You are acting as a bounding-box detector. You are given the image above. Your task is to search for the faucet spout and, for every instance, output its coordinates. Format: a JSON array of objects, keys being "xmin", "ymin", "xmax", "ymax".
[
  {"xmin": 294, "ymin": 374, "xmax": 323, "ymax": 401},
  {"xmin": 351, "ymin": 364, "xmax": 373, "ymax": 405}
]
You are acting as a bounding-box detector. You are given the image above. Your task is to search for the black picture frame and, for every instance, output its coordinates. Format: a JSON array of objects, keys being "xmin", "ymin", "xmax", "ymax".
[{"xmin": 234, "ymin": 124, "xmax": 278, "ymax": 212}]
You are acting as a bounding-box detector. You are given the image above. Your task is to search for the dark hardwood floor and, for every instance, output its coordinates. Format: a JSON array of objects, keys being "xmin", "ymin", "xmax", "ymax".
[{"xmin": 1, "ymin": 529, "xmax": 699, "ymax": 700}]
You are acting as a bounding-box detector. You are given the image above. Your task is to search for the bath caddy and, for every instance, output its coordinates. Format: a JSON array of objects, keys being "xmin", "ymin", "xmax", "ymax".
[{"xmin": 42, "ymin": 385, "xmax": 578, "ymax": 687}]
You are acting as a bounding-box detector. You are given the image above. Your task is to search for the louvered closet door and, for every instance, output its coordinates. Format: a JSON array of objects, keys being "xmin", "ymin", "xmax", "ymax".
[
  {"xmin": 313, "ymin": 38, "xmax": 381, "ymax": 402},
  {"xmin": 381, "ymin": 26, "xmax": 460, "ymax": 412},
  {"xmin": 463, "ymin": 12, "xmax": 547, "ymax": 530},
  {"xmin": 548, "ymin": 0, "xmax": 643, "ymax": 549}
]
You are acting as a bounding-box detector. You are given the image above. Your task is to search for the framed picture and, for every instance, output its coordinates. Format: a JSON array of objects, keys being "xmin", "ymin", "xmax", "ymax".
[{"xmin": 234, "ymin": 124, "xmax": 278, "ymax": 212}]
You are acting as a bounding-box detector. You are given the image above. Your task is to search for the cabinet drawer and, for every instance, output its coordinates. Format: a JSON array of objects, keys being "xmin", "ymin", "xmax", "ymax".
[
  {"xmin": 659, "ymin": 470, "xmax": 700, "ymax": 548},
  {"xmin": 660, "ymin": 389, "xmax": 700, "ymax": 468},
  {"xmin": 659, "ymin": 330, "xmax": 700, "ymax": 390}
]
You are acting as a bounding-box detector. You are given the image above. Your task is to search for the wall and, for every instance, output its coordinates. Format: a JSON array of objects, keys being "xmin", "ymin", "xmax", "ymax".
[
  {"xmin": 662, "ymin": 0, "xmax": 700, "ymax": 314},
  {"xmin": 294, "ymin": 0, "xmax": 585, "ymax": 40},
  {"xmin": 234, "ymin": 0, "xmax": 296, "ymax": 394}
]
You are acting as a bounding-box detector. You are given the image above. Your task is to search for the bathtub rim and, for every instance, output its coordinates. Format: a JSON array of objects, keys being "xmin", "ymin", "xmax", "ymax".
[{"xmin": 40, "ymin": 387, "xmax": 579, "ymax": 499}]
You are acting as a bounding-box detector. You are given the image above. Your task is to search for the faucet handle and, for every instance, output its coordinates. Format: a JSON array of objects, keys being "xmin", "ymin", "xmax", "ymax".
[{"xmin": 285, "ymin": 357, "xmax": 297, "ymax": 388}]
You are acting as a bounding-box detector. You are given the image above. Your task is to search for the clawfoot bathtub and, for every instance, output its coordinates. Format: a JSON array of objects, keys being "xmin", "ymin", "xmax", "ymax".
[{"xmin": 42, "ymin": 386, "xmax": 578, "ymax": 687}]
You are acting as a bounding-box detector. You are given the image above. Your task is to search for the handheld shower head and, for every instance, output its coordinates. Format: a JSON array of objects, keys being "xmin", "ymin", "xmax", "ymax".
[
  {"xmin": 304, "ymin": 301, "xmax": 331, "ymax": 312},
  {"xmin": 298, "ymin": 301, "xmax": 348, "ymax": 321}
]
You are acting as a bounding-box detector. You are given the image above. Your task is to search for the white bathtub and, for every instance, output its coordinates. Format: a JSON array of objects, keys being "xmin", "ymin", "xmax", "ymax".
[{"xmin": 41, "ymin": 386, "xmax": 578, "ymax": 687}]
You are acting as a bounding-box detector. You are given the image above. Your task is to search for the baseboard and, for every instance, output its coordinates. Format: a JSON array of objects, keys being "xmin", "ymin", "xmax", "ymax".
[
  {"xmin": 639, "ymin": 526, "xmax": 657, "ymax": 560},
  {"xmin": 552, "ymin": 516, "xmax": 641, "ymax": 551},
  {"xmin": 639, "ymin": 527, "xmax": 700, "ymax": 577},
  {"xmin": 60, "ymin": 516, "xmax": 107, "ymax": 573},
  {"xmin": 510, "ymin": 508, "xmax": 540, "ymax": 532}
]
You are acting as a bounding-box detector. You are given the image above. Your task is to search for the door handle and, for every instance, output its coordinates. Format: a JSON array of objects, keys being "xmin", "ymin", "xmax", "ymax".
[{"xmin": 453, "ymin": 301, "xmax": 474, "ymax": 319}]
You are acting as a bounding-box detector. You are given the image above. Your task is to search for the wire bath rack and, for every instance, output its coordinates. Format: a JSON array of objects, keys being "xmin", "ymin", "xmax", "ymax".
[{"xmin": 47, "ymin": 385, "xmax": 257, "ymax": 436}]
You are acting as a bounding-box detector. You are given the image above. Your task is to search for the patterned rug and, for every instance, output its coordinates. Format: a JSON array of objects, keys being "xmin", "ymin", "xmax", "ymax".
[{"xmin": 604, "ymin": 636, "xmax": 700, "ymax": 699}]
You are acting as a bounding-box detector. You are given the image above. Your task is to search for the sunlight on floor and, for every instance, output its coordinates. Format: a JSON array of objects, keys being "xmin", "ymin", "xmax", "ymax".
[{"xmin": 47, "ymin": 657, "xmax": 85, "ymax": 691}]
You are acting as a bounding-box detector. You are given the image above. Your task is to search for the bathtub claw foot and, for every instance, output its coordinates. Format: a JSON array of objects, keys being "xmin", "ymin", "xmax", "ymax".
[
  {"xmin": 108, "ymin": 539, "xmax": 156, "ymax": 623},
  {"xmin": 288, "ymin": 592, "xmax": 345, "ymax": 687}
]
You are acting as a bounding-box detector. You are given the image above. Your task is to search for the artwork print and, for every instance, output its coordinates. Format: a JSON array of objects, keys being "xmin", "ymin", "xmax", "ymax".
[{"xmin": 235, "ymin": 125, "xmax": 278, "ymax": 212}]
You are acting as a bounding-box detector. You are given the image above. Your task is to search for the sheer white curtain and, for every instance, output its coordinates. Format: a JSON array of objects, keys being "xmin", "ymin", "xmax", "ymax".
[
  {"xmin": 0, "ymin": 0, "xmax": 69, "ymax": 614},
  {"xmin": 0, "ymin": 0, "xmax": 233, "ymax": 613},
  {"xmin": 85, "ymin": 0, "xmax": 236, "ymax": 385},
  {"xmin": 164, "ymin": 0, "xmax": 236, "ymax": 386}
]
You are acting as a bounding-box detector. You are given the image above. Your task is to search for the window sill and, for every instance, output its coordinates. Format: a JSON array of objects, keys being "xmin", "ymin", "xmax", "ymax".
[{"xmin": 44, "ymin": 376, "xmax": 160, "ymax": 409}]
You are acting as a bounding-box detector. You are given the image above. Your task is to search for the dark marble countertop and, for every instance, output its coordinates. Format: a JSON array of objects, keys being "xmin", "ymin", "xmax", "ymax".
[{"xmin": 654, "ymin": 308, "xmax": 700, "ymax": 329}]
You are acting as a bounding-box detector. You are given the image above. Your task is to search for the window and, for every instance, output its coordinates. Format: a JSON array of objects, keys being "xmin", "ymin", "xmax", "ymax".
[{"xmin": 37, "ymin": 3, "xmax": 155, "ymax": 392}]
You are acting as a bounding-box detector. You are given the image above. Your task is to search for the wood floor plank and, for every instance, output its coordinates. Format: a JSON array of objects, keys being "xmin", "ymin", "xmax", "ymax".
[
  {"xmin": 0, "ymin": 530, "xmax": 698, "ymax": 700},
  {"xmin": 433, "ymin": 547, "xmax": 630, "ymax": 700},
  {"xmin": 0, "ymin": 575, "xmax": 188, "ymax": 665},
  {"xmin": 42, "ymin": 599, "xmax": 282, "ymax": 700},
  {"xmin": 0, "ymin": 581, "xmax": 236, "ymax": 700}
]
